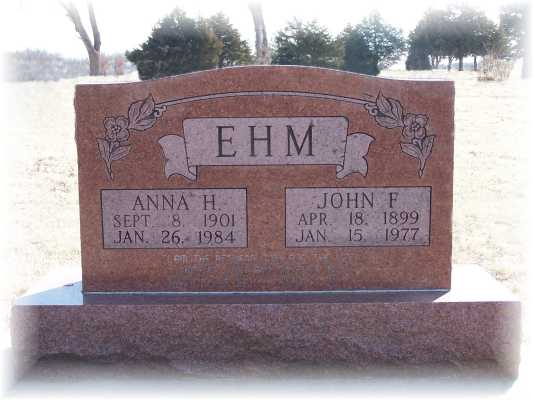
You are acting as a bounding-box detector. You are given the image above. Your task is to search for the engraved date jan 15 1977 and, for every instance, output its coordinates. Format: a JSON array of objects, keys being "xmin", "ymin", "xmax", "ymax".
[{"xmin": 285, "ymin": 187, "xmax": 431, "ymax": 247}]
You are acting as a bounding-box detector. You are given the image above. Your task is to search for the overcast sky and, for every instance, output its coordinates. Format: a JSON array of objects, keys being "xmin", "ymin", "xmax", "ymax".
[{"xmin": 0, "ymin": 0, "xmax": 518, "ymax": 58}]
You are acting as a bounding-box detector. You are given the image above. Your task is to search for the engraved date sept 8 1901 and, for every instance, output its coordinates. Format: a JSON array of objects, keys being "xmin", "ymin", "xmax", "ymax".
[{"xmin": 101, "ymin": 189, "xmax": 247, "ymax": 249}]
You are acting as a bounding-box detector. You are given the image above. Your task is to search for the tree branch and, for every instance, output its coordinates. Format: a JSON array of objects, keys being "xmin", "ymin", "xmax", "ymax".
[
  {"xmin": 88, "ymin": 2, "xmax": 101, "ymax": 52},
  {"xmin": 61, "ymin": 1, "xmax": 95, "ymax": 54},
  {"xmin": 248, "ymin": 2, "xmax": 270, "ymax": 64}
]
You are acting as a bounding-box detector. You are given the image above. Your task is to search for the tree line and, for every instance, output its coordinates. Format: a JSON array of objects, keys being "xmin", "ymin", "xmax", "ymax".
[
  {"xmin": 63, "ymin": 2, "xmax": 529, "ymax": 79},
  {"xmin": 125, "ymin": 9, "xmax": 408, "ymax": 79},
  {"xmin": 5, "ymin": 50, "xmax": 135, "ymax": 82},
  {"xmin": 406, "ymin": 3, "xmax": 529, "ymax": 75}
]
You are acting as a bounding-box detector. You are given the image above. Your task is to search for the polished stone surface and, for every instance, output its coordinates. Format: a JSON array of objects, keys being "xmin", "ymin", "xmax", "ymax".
[
  {"xmin": 76, "ymin": 66, "xmax": 454, "ymax": 292},
  {"xmin": 11, "ymin": 265, "xmax": 520, "ymax": 374}
]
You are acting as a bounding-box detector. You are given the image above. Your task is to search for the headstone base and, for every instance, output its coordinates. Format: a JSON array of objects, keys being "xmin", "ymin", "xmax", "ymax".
[{"xmin": 11, "ymin": 265, "xmax": 521, "ymax": 375}]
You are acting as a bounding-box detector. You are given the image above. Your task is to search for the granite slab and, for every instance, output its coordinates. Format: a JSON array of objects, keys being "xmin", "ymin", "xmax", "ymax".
[{"xmin": 11, "ymin": 265, "xmax": 520, "ymax": 375}]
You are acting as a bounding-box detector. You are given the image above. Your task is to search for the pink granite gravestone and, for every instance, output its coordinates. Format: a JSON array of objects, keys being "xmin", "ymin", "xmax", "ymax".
[
  {"xmin": 75, "ymin": 66, "xmax": 453, "ymax": 292},
  {"xmin": 12, "ymin": 67, "xmax": 520, "ymax": 374}
]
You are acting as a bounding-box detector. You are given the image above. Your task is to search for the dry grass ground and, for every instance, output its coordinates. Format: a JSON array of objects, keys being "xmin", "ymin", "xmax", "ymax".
[
  {"xmin": 1, "ymin": 74, "xmax": 138, "ymax": 330},
  {"xmin": 384, "ymin": 69, "xmax": 529, "ymax": 298}
]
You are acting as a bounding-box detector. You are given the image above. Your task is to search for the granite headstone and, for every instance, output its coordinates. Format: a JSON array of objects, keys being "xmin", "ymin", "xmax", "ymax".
[
  {"xmin": 75, "ymin": 66, "xmax": 453, "ymax": 292},
  {"xmin": 12, "ymin": 67, "xmax": 519, "ymax": 375}
]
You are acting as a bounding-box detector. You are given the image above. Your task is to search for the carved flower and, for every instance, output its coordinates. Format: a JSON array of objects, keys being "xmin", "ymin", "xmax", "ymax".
[
  {"xmin": 402, "ymin": 113, "xmax": 428, "ymax": 141},
  {"xmin": 104, "ymin": 116, "xmax": 130, "ymax": 142}
]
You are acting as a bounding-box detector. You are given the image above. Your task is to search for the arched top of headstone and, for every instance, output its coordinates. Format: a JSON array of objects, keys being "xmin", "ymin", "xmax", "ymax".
[{"xmin": 75, "ymin": 65, "xmax": 454, "ymax": 293}]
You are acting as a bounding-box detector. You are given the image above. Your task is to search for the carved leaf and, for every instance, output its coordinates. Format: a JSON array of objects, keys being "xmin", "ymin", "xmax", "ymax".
[
  {"xmin": 376, "ymin": 91, "xmax": 391, "ymax": 115},
  {"xmin": 389, "ymin": 98, "xmax": 403, "ymax": 123},
  {"xmin": 376, "ymin": 115, "xmax": 402, "ymax": 129},
  {"xmin": 128, "ymin": 94, "xmax": 157, "ymax": 131},
  {"xmin": 375, "ymin": 91, "xmax": 403, "ymax": 128},
  {"xmin": 110, "ymin": 145, "xmax": 131, "ymax": 161},
  {"xmin": 422, "ymin": 135, "xmax": 435, "ymax": 159},
  {"xmin": 400, "ymin": 143, "xmax": 422, "ymax": 159},
  {"xmin": 97, "ymin": 138, "xmax": 110, "ymax": 163},
  {"xmin": 97, "ymin": 138, "xmax": 113, "ymax": 179}
]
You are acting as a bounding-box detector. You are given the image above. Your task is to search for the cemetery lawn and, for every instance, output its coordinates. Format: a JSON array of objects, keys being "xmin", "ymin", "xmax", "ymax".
[{"xmin": 1, "ymin": 69, "xmax": 528, "ymax": 327}]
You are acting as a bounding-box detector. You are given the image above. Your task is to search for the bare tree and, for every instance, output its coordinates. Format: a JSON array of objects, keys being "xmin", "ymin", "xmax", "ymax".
[
  {"xmin": 62, "ymin": 1, "xmax": 101, "ymax": 75},
  {"xmin": 248, "ymin": 2, "xmax": 270, "ymax": 64}
]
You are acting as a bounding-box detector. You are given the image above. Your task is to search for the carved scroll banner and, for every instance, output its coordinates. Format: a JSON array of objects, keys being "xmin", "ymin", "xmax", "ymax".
[{"xmin": 158, "ymin": 117, "xmax": 374, "ymax": 181}]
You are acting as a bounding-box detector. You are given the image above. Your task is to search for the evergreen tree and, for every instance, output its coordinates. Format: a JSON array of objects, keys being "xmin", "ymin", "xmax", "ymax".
[
  {"xmin": 413, "ymin": 8, "xmax": 455, "ymax": 69},
  {"xmin": 412, "ymin": 6, "xmax": 499, "ymax": 71},
  {"xmin": 406, "ymin": 32, "xmax": 431, "ymax": 70},
  {"xmin": 341, "ymin": 29, "xmax": 378, "ymax": 75},
  {"xmin": 469, "ymin": 11, "xmax": 499, "ymax": 70},
  {"xmin": 500, "ymin": 3, "xmax": 530, "ymax": 77},
  {"xmin": 126, "ymin": 9, "xmax": 251, "ymax": 80},
  {"xmin": 339, "ymin": 13, "xmax": 406, "ymax": 75},
  {"xmin": 354, "ymin": 13, "xmax": 406, "ymax": 71},
  {"xmin": 271, "ymin": 20, "xmax": 340, "ymax": 68},
  {"xmin": 207, "ymin": 13, "xmax": 252, "ymax": 68}
]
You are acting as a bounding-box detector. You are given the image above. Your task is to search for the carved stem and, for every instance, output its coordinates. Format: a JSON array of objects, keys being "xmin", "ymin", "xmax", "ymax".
[{"xmin": 156, "ymin": 91, "xmax": 374, "ymax": 109}]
